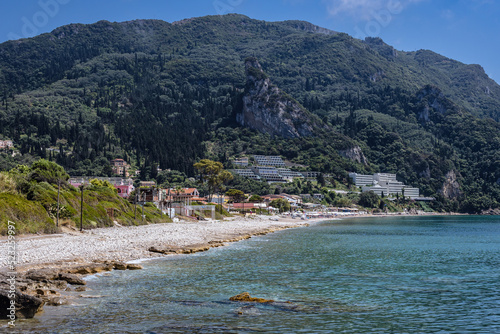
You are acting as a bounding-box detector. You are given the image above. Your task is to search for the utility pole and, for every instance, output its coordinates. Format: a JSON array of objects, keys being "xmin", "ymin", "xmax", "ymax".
[
  {"xmin": 168, "ymin": 187, "xmax": 171, "ymax": 218},
  {"xmin": 79, "ymin": 184, "xmax": 84, "ymax": 232},
  {"xmin": 134, "ymin": 191, "xmax": 138, "ymax": 220},
  {"xmin": 141, "ymin": 190, "xmax": 145, "ymax": 224},
  {"xmin": 56, "ymin": 178, "xmax": 61, "ymax": 227}
]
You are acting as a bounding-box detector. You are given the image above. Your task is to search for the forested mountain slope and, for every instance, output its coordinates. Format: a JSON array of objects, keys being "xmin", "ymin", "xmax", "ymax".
[{"xmin": 0, "ymin": 14, "xmax": 498, "ymax": 212}]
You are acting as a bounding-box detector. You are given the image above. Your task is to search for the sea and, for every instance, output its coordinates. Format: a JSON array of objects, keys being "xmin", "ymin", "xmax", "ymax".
[{"xmin": 5, "ymin": 215, "xmax": 500, "ymax": 333}]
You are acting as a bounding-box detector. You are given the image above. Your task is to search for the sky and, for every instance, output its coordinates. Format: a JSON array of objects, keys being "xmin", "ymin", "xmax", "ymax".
[{"xmin": 1, "ymin": 0, "xmax": 499, "ymax": 83}]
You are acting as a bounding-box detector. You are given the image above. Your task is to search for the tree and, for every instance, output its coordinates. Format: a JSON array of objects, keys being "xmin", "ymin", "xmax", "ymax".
[
  {"xmin": 248, "ymin": 194, "xmax": 262, "ymax": 203},
  {"xmin": 174, "ymin": 185, "xmax": 183, "ymax": 201},
  {"xmin": 89, "ymin": 178, "xmax": 116, "ymax": 192},
  {"xmin": 193, "ymin": 159, "xmax": 233, "ymax": 201},
  {"xmin": 317, "ymin": 173, "xmax": 326, "ymax": 187},
  {"xmin": 28, "ymin": 159, "xmax": 69, "ymax": 185},
  {"xmin": 225, "ymin": 189, "xmax": 246, "ymax": 203},
  {"xmin": 269, "ymin": 198, "xmax": 291, "ymax": 213},
  {"xmin": 359, "ymin": 191, "xmax": 380, "ymax": 208}
]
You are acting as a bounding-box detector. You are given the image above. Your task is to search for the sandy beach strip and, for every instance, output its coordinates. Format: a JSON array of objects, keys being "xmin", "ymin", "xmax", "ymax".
[{"xmin": 0, "ymin": 216, "xmax": 328, "ymax": 271}]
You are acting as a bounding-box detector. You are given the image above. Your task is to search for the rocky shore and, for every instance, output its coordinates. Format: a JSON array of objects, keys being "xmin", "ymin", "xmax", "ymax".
[{"xmin": 0, "ymin": 216, "xmax": 314, "ymax": 320}]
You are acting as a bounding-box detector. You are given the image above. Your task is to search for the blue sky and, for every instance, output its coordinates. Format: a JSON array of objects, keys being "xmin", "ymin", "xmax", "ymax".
[{"xmin": 1, "ymin": 0, "xmax": 499, "ymax": 83}]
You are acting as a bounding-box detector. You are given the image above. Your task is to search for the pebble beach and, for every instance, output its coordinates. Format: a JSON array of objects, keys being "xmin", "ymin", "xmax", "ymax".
[{"xmin": 0, "ymin": 216, "xmax": 318, "ymax": 271}]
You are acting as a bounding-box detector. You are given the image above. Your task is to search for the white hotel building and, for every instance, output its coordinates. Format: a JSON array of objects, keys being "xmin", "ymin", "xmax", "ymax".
[{"xmin": 349, "ymin": 172, "xmax": 420, "ymax": 199}]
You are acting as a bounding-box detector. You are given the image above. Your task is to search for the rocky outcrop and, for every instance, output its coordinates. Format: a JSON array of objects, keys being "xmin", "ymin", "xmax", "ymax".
[
  {"xmin": 416, "ymin": 85, "xmax": 457, "ymax": 124},
  {"xmin": 0, "ymin": 289, "xmax": 44, "ymax": 319},
  {"xmin": 481, "ymin": 208, "xmax": 500, "ymax": 215},
  {"xmin": 26, "ymin": 268, "xmax": 60, "ymax": 281},
  {"xmin": 0, "ymin": 261, "xmax": 143, "ymax": 319},
  {"xmin": 364, "ymin": 37, "xmax": 398, "ymax": 60},
  {"xmin": 58, "ymin": 273, "xmax": 86, "ymax": 285},
  {"xmin": 440, "ymin": 170, "xmax": 462, "ymax": 200},
  {"xmin": 338, "ymin": 146, "xmax": 368, "ymax": 165},
  {"xmin": 65, "ymin": 263, "xmax": 114, "ymax": 275},
  {"xmin": 229, "ymin": 292, "xmax": 274, "ymax": 303},
  {"xmin": 149, "ymin": 242, "xmax": 223, "ymax": 255},
  {"xmin": 126, "ymin": 263, "xmax": 144, "ymax": 270},
  {"xmin": 237, "ymin": 57, "xmax": 324, "ymax": 139}
]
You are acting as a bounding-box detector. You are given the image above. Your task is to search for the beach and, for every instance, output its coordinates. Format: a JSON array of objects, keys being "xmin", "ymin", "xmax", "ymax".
[{"xmin": 0, "ymin": 216, "xmax": 321, "ymax": 272}]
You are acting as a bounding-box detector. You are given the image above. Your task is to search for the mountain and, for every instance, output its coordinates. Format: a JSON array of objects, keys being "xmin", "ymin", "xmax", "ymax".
[{"xmin": 0, "ymin": 14, "xmax": 499, "ymax": 212}]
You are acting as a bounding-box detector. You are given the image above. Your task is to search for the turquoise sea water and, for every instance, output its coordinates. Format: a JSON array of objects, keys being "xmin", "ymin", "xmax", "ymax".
[{"xmin": 8, "ymin": 216, "xmax": 500, "ymax": 333}]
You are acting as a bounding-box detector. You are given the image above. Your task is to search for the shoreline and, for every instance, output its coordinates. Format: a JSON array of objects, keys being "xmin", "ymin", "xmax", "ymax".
[
  {"xmin": 0, "ymin": 212, "xmax": 458, "ymax": 273},
  {"xmin": 1, "ymin": 215, "xmax": 322, "ymax": 273},
  {"xmin": 0, "ymin": 215, "xmax": 322, "ymax": 322},
  {"xmin": 0, "ymin": 212, "xmax": 457, "ymax": 322}
]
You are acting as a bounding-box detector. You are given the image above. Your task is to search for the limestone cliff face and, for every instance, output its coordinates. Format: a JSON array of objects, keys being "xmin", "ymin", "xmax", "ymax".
[
  {"xmin": 440, "ymin": 170, "xmax": 462, "ymax": 200},
  {"xmin": 416, "ymin": 85, "xmax": 457, "ymax": 124},
  {"xmin": 236, "ymin": 58, "xmax": 320, "ymax": 139},
  {"xmin": 338, "ymin": 146, "xmax": 368, "ymax": 165}
]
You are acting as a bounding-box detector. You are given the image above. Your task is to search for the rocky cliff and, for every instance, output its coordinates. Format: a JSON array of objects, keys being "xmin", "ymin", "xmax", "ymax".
[
  {"xmin": 416, "ymin": 85, "xmax": 458, "ymax": 124},
  {"xmin": 338, "ymin": 146, "xmax": 368, "ymax": 165},
  {"xmin": 236, "ymin": 57, "xmax": 323, "ymax": 139},
  {"xmin": 440, "ymin": 170, "xmax": 462, "ymax": 200}
]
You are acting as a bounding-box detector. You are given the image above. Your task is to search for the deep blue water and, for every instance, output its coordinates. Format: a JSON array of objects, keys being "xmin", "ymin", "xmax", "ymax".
[{"xmin": 8, "ymin": 216, "xmax": 500, "ymax": 333}]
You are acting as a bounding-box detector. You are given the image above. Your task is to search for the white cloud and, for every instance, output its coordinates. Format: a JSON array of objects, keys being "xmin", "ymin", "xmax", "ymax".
[{"xmin": 324, "ymin": 0, "xmax": 424, "ymax": 21}]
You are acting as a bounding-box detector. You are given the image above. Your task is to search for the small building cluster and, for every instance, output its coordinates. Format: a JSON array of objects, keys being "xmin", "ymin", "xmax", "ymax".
[
  {"xmin": 231, "ymin": 155, "xmax": 319, "ymax": 183},
  {"xmin": 110, "ymin": 159, "xmax": 129, "ymax": 177},
  {"xmin": 69, "ymin": 177, "xmax": 135, "ymax": 198},
  {"xmin": 349, "ymin": 173, "xmax": 420, "ymax": 199},
  {"xmin": 0, "ymin": 140, "xmax": 13, "ymax": 150}
]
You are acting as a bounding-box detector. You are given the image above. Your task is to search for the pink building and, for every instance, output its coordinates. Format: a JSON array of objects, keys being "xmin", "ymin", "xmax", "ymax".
[
  {"xmin": 69, "ymin": 177, "xmax": 134, "ymax": 199},
  {"xmin": 114, "ymin": 184, "xmax": 135, "ymax": 198}
]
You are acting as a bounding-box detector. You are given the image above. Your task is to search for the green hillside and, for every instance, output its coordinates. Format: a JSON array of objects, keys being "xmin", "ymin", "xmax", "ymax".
[
  {"xmin": 0, "ymin": 160, "xmax": 168, "ymax": 235},
  {"xmin": 0, "ymin": 14, "xmax": 499, "ymax": 213}
]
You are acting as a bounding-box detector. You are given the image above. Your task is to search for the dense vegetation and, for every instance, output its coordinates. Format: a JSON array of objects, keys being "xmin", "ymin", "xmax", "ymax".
[
  {"xmin": 0, "ymin": 14, "xmax": 499, "ymax": 213},
  {"xmin": 0, "ymin": 159, "xmax": 169, "ymax": 234}
]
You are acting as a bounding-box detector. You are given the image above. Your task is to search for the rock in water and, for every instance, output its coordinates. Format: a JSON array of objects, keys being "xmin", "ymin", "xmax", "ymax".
[
  {"xmin": 126, "ymin": 263, "xmax": 143, "ymax": 270},
  {"xmin": 229, "ymin": 292, "xmax": 274, "ymax": 303}
]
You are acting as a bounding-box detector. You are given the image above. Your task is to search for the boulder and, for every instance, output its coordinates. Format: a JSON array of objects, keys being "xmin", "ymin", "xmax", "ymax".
[
  {"xmin": 58, "ymin": 273, "xmax": 86, "ymax": 285},
  {"xmin": 46, "ymin": 296, "xmax": 69, "ymax": 306},
  {"xmin": 126, "ymin": 264, "xmax": 143, "ymax": 270},
  {"xmin": 0, "ymin": 289, "xmax": 44, "ymax": 319},
  {"xmin": 114, "ymin": 262, "xmax": 128, "ymax": 270}
]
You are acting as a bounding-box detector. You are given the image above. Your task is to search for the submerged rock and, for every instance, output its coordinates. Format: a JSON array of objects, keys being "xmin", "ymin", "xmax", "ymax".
[
  {"xmin": 229, "ymin": 292, "xmax": 274, "ymax": 303},
  {"xmin": 46, "ymin": 296, "xmax": 69, "ymax": 306}
]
